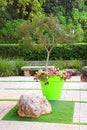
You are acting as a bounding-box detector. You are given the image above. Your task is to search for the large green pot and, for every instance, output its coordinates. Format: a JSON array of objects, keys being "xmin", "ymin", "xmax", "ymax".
[{"xmin": 40, "ymin": 76, "xmax": 64, "ymax": 100}]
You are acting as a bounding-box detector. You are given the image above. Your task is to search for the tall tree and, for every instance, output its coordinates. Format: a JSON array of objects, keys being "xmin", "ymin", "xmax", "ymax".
[{"xmin": 0, "ymin": 0, "xmax": 45, "ymax": 20}]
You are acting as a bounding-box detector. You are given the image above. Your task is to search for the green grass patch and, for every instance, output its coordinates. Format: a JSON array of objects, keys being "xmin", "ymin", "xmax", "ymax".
[
  {"xmin": 0, "ymin": 44, "xmax": 19, "ymax": 46},
  {"xmin": 2, "ymin": 100, "xmax": 74, "ymax": 124},
  {"xmin": 66, "ymin": 81, "xmax": 80, "ymax": 82},
  {"xmin": 0, "ymin": 81, "xmax": 37, "ymax": 82},
  {"xmin": 0, "ymin": 99, "xmax": 18, "ymax": 101},
  {"xmin": 1, "ymin": 88, "xmax": 80, "ymax": 91},
  {"xmin": 63, "ymin": 89, "xmax": 87, "ymax": 91},
  {"xmin": 6, "ymin": 88, "xmax": 87, "ymax": 91},
  {"xmin": 5, "ymin": 88, "xmax": 41, "ymax": 90}
]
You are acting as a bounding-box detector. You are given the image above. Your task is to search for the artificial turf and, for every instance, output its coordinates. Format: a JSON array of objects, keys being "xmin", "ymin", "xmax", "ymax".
[{"xmin": 2, "ymin": 100, "xmax": 74, "ymax": 124}]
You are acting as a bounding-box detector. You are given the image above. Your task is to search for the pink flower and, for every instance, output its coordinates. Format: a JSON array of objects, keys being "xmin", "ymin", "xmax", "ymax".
[
  {"xmin": 34, "ymin": 68, "xmax": 72, "ymax": 84},
  {"xmin": 64, "ymin": 77, "xmax": 67, "ymax": 81}
]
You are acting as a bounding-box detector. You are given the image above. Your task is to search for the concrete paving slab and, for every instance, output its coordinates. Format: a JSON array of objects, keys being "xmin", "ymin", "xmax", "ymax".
[
  {"xmin": 0, "ymin": 76, "xmax": 80, "ymax": 82},
  {"xmin": 80, "ymin": 82, "xmax": 87, "ymax": 89},
  {"xmin": 0, "ymin": 101, "xmax": 17, "ymax": 120},
  {"xmin": 0, "ymin": 82, "xmax": 41, "ymax": 89},
  {"xmin": 63, "ymin": 82, "xmax": 81, "ymax": 89},
  {"xmin": 73, "ymin": 103, "xmax": 87, "ymax": 123},
  {"xmin": 0, "ymin": 76, "xmax": 34, "ymax": 81},
  {"xmin": 61, "ymin": 90, "xmax": 80, "ymax": 101},
  {"xmin": 81, "ymin": 91, "xmax": 87, "ymax": 101},
  {"xmin": 64, "ymin": 82, "xmax": 87, "ymax": 90},
  {"xmin": 0, "ymin": 90, "xmax": 42, "ymax": 99},
  {"xmin": 0, "ymin": 121, "xmax": 80, "ymax": 130},
  {"xmin": 80, "ymin": 125, "xmax": 87, "ymax": 130},
  {"xmin": 73, "ymin": 103, "xmax": 80, "ymax": 123},
  {"xmin": 66, "ymin": 76, "xmax": 80, "ymax": 81}
]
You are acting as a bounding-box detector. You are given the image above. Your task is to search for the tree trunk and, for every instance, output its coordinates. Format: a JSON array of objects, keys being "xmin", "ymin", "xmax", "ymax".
[
  {"xmin": 45, "ymin": 51, "xmax": 50, "ymax": 72},
  {"xmin": 45, "ymin": 45, "xmax": 54, "ymax": 72}
]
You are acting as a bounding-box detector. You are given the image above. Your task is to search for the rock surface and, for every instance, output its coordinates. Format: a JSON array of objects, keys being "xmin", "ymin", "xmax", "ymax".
[
  {"xmin": 81, "ymin": 66, "xmax": 87, "ymax": 82},
  {"xmin": 18, "ymin": 94, "xmax": 52, "ymax": 118}
]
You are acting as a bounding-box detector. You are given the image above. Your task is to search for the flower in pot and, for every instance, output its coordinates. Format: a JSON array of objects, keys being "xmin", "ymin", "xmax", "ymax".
[{"xmin": 34, "ymin": 68, "xmax": 72, "ymax": 100}]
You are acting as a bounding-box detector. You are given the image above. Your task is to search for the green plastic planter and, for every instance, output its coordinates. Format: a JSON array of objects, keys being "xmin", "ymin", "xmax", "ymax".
[{"xmin": 40, "ymin": 76, "xmax": 64, "ymax": 100}]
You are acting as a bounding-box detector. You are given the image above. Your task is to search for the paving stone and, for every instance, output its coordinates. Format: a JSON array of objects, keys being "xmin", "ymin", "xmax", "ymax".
[
  {"xmin": 80, "ymin": 125, "xmax": 87, "ymax": 130},
  {"xmin": 0, "ymin": 128, "xmax": 7, "ymax": 130},
  {"xmin": 0, "ymin": 76, "xmax": 80, "ymax": 81},
  {"xmin": 73, "ymin": 103, "xmax": 87, "ymax": 123},
  {"xmin": 0, "ymin": 90, "xmax": 42, "ymax": 99},
  {"xmin": 73, "ymin": 103, "xmax": 80, "ymax": 123},
  {"xmin": 0, "ymin": 121, "xmax": 80, "ymax": 130},
  {"xmin": 0, "ymin": 101, "xmax": 17, "ymax": 119},
  {"xmin": 0, "ymin": 121, "xmax": 35, "ymax": 130},
  {"xmin": 0, "ymin": 82, "xmax": 40, "ymax": 89},
  {"xmin": 80, "ymin": 82, "xmax": 87, "ymax": 89},
  {"xmin": 61, "ymin": 89, "xmax": 87, "ymax": 101},
  {"xmin": 64, "ymin": 82, "xmax": 87, "ymax": 90},
  {"xmin": 81, "ymin": 91, "xmax": 87, "ymax": 101},
  {"xmin": 0, "ymin": 76, "xmax": 34, "ymax": 81},
  {"xmin": 63, "ymin": 82, "xmax": 81, "ymax": 89},
  {"xmin": 66, "ymin": 76, "xmax": 80, "ymax": 81},
  {"xmin": 61, "ymin": 90, "xmax": 80, "ymax": 101},
  {"xmin": 37, "ymin": 123, "xmax": 79, "ymax": 130}
]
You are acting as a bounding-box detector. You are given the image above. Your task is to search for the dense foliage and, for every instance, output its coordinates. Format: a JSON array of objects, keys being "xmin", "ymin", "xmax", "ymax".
[
  {"xmin": 0, "ymin": 19, "xmax": 26, "ymax": 44},
  {"xmin": 43, "ymin": 0, "xmax": 87, "ymax": 42},
  {"xmin": 0, "ymin": 0, "xmax": 87, "ymax": 44},
  {"xmin": 0, "ymin": 58, "xmax": 28, "ymax": 76},
  {"xmin": 0, "ymin": 43, "xmax": 87, "ymax": 60}
]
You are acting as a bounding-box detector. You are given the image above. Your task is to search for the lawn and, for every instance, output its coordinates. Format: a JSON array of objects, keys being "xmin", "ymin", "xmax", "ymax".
[{"xmin": 2, "ymin": 100, "xmax": 74, "ymax": 124}]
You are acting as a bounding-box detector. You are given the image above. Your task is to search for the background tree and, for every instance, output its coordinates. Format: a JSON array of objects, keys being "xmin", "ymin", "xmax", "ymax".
[
  {"xmin": 0, "ymin": 0, "xmax": 86, "ymax": 44},
  {"xmin": 0, "ymin": 19, "xmax": 26, "ymax": 44},
  {"xmin": 0, "ymin": 0, "xmax": 45, "ymax": 20},
  {"xmin": 43, "ymin": 0, "xmax": 87, "ymax": 42},
  {"xmin": 0, "ymin": 0, "xmax": 11, "ymax": 28}
]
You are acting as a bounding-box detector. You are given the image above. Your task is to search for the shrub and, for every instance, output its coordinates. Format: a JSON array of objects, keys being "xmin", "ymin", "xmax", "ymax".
[
  {"xmin": 56, "ymin": 60, "xmax": 83, "ymax": 71},
  {"xmin": 13, "ymin": 59, "xmax": 28, "ymax": 75},
  {"xmin": 0, "ymin": 58, "xmax": 28, "ymax": 76},
  {"xmin": 0, "ymin": 19, "xmax": 26, "ymax": 44},
  {"xmin": 0, "ymin": 43, "xmax": 87, "ymax": 60},
  {"xmin": 0, "ymin": 58, "xmax": 15, "ymax": 76},
  {"xmin": 0, "ymin": 44, "xmax": 20, "ymax": 59}
]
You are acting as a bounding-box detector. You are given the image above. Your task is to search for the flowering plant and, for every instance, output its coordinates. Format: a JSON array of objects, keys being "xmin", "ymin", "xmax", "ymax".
[{"xmin": 34, "ymin": 68, "xmax": 72, "ymax": 84}]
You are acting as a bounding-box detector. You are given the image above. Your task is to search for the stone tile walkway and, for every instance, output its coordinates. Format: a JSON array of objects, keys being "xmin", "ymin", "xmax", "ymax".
[
  {"xmin": 0, "ymin": 90, "xmax": 42, "ymax": 99},
  {"xmin": 0, "ymin": 76, "xmax": 87, "ymax": 129},
  {"xmin": 0, "ymin": 121, "xmax": 81, "ymax": 130},
  {"xmin": 0, "ymin": 101, "xmax": 17, "ymax": 120},
  {"xmin": 73, "ymin": 103, "xmax": 87, "ymax": 123}
]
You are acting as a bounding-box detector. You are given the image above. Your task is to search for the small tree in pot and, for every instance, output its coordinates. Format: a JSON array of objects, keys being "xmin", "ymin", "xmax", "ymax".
[{"xmin": 17, "ymin": 15, "xmax": 81, "ymax": 100}]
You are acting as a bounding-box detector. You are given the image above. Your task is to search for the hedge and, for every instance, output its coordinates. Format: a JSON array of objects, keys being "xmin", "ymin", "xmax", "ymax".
[{"xmin": 0, "ymin": 43, "xmax": 87, "ymax": 60}]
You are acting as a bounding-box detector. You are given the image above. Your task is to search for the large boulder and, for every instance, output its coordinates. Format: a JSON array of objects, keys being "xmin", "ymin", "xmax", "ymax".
[
  {"xmin": 18, "ymin": 94, "xmax": 52, "ymax": 118},
  {"xmin": 81, "ymin": 66, "xmax": 87, "ymax": 82}
]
